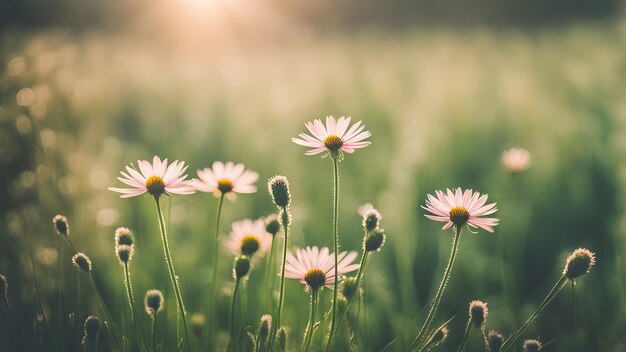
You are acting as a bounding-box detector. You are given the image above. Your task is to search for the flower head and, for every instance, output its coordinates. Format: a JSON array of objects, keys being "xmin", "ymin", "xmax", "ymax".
[
  {"xmin": 83, "ymin": 315, "xmax": 100, "ymax": 338},
  {"xmin": 431, "ymin": 327, "xmax": 448, "ymax": 346},
  {"xmin": 109, "ymin": 156, "xmax": 194, "ymax": 198},
  {"xmin": 114, "ymin": 227, "xmax": 134, "ymax": 246},
  {"xmin": 563, "ymin": 248, "xmax": 596, "ymax": 279},
  {"xmin": 268, "ymin": 176, "xmax": 291, "ymax": 208},
  {"xmin": 193, "ymin": 161, "xmax": 258, "ymax": 201},
  {"xmin": 469, "ymin": 300, "xmax": 488, "ymax": 328},
  {"xmin": 115, "ymin": 245, "xmax": 134, "ymax": 264},
  {"xmin": 285, "ymin": 246, "xmax": 359, "ymax": 291},
  {"xmin": 486, "ymin": 330, "xmax": 504, "ymax": 352},
  {"xmin": 52, "ymin": 215, "xmax": 69, "ymax": 237},
  {"xmin": 190, "ymin": 313, "xmax": 206, "ymax": 337},
  {"xmin": 292, "ymin": 116, "xmax": 371, "ymax": 159},
  {"xmin": 226, "ymin": 219, "xmax": 273, "ymax": 257},
  {"xmin": 145, "ymin": 289, "xmax": 164, "ymax": 315},
  {"xmin": 234, "ymin": 255, "xmax": 251, "ymax": 279},
  {"xmin": 265, "ymin": 215, "xmax": 281, "ymax": 236},
  {"xmin": 522, "ymin": 339, "xmax": 542, "ymax": 352},
  {"xmin": 364, "ymin": 228, "xmax": 386, "ymax": 252},
  {"xmin": 422, "ymin": 188, "xmax": 499, "ymax": 233},
  {"xmin": 358, "ymin": 203, "xmax": 382, "ymax": 232},
  {"xmin": 72, "ymin": 253, "xmax": 92, "ymax": 273},
  {"xmin": 502, "ymin": 147, "xmax": 532, "ymax": 173}
]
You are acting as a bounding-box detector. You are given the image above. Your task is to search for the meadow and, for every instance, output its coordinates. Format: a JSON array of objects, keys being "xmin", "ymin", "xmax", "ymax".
[{"xmin": 1, "ymin": 14, "xmax": 625, "ymax": 351}]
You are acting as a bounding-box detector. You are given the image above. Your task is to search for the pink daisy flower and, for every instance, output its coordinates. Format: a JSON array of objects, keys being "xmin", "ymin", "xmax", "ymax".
[
  {"xmin": 501, "ymin": 147, "xmax": 532, "ymax": 173},
  {"xmin": 285, "ymin": 246, "xmax": 359, "ymax": 291},
  {"xmin": 225, "ymin": 218, "xmax": 273, "ymax": 257},
  {"xmin": 109, "ymin": 156, "xmax": 195, "ymax": 198},
  {"xmin": 292, "ymin": 116, "xmax": 371, "ymax": 158},
  {"xmin": 193, "ymin": 161, "xmax": 258, "ymax": 201},
  {"xmin": 422, "ymin": 188, "xmax": 499, "ymax": 233}
]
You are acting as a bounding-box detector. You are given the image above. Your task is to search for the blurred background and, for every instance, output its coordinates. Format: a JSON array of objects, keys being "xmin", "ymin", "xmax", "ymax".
[{"xmin": 2, "ymin": 0, "xmax": 626, "ymax": 351}]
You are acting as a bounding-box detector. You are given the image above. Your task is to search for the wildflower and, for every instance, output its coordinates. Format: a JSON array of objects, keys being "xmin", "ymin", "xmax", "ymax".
[
  {"xmin": 114, "ymin": 227, "xmax": 133, "ymax": 246},
  {"xmin": 340, "ymin": 276, "xmax": 358, "ymax": 299},
  {"xmin": 81, "ymin": 315, "xmax": 100, "ymax": 351},
  {"xmin": 268, "ymin": 176, "xmax": 291, "ymax": 208},
  {"xmin": 563, "ymin": 248, "xmax": 596, "ymax": 280},
  {"xmin": 469, "ymin": 300, "xmax": 488, "ymax": 328},
  {"xmin": 109, "ymin": 155, "xmax": 194, "ymax": 198},
  {"xmin": 358, "ymin": 203, "xmax": 382, "ymax": 232},
  {"xmin": 226, "ymin": 219, "xmax": 273, "ymax": 257},
  {"xmin": 432, "ymin": 327, "xmax": 448, "ymax": 345},
  {"xmin": 234, "ymin": 255, "xmax": 251, "ymax": 279},
  {"xmin": 144, "ymin": 290, "xmax": 164, "ymax": 315},
  {"xmin": 193, "ymin": 161, "xmax": 258, "ymax": 201},
  {"xmin": 284, "ymin": 246, "xmax": 359, "ymax": 291},
  {"xmin": 276, "ymin": 327, "xmax": 287, "ymax": 352},
  {"xmin": 502, "ymin": 148, "xmax": 531, "ymax": 173},
  {"xmin": 422, "ymin": 188, "xmax": 499, "ymax": 233},
  {"xmin": 258, "ymin": 314, "xmax": 272, "ymax": 345},
  {"xmin": 486, "ymin": 330, "xmax": 504, "ymax": 352},
  {"xmin": 292, "ymin": 116, "xmax": 371, "ymax": 159},
  {"xmin": 72, "ymin": 253, "xmax": 92, "ymax": 273},
  {"xmin": 522, "ymin": 339, "xmax": 542, "ymax": 352},
  {"xmin": 115, "ymin": 245, "xmax": 134, "ymax": 264},
  {"xmin": 364, "ymin": 228, "xmax": 386, "ymax": 252},
  {"xmin": 52, "ymin": 215, "xmax": 69, "ymax": 237},
  {"xmin": 265, "ymin": 215, "xmax": 281, "ymax": 237}
]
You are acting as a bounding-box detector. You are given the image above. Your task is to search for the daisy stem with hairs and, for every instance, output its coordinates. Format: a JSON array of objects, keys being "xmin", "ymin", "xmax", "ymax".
[
  {"xmin": 412, "ymin": 225, "xmax": 462, "ymax": 350},
  {"xmin": 272, "ymin": 206, "xmax": 290, "ymax": 350},
  {"xmin": 337, "ymin": 247, "xmax": 369, "ymax": 332},
  {"xmin": 87, "ymin": 274, "xmax": 123, "ymax": 350},
  {"xmin": 210, "ymin": 194, "xmax": 225, "ymax": 316},
  {"xmin": 325, "ymin": 157, "xmax": 341, "ymax": 351},
  {"xmin": 303, "ymin": 288, "xmax": 320, "ymax": 352},
  {"xmin": 229, "ymin": 278, "xmax": 241, "ymax": 351},
  {"xmin": 571, "ymin": 279, "xmax": 576, "ymax": 329},
  {"xmin": 123, "ymin": 262, "xmax": 149, "ymax": 349},
  {"xmin": 264, "ymin": 239, "xmax": 276, "ymax": 312},
  {"xmin": 151, "ymin": 314, "xmax": 158, "ymax": 352},
  {"xmin": 154, "ymin": 197, "xmax": 192, "ymax": 352},
  {"xmin": 499, "ymin": 275, "xmax": 567, "ymax": 351}
]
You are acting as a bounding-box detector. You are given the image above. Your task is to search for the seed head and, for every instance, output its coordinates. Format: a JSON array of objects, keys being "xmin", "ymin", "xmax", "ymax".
[
  {"xmin": 234, "ymin": 255, "xmax": 251, "ymax": 279},
  {"xmin": 276, "ymin": 327, "xmax": 287, "ymax": 352},
  {"xmin": 469, "ymin": 300, "xmax": 488, "ymax": 328},
  {"xmin": 268, "ymin": 176, "xmax": 291, "ymax": 208},
  {"xmin": 52, "ymin": 215, "xmax": 69, "ymax": 237},
  {"xmin": 72, "ymin": 253, "xmax": 92, "ymax": 273},
  {"xmin": 564, "ymin": 248, "xmax": 596, "ymax": 280},
  {"xmin": 83, "ymin": 315, "xmax": 100, "ymax": 338},
  {"xmin": 523, "ymin": 338, "xmax": 542, "ymax": 352},
  {"xmin": 245, "ymin": 331, "xmax": 257, "ymax": 351},
  {"xmin": 362, "ymin": 208, "xmax": 382, "ymax": 232},
  {"xmin": 258, "ymin": 314, "xmax": 272, "ymax": 339},
  {"xmin": 364, "ymin": 228, "xmax": 386, "ymax": 252},
  {"xmin": 340, "ymin": 276, "xmax": 358, "ymax": 299},
  {"xmin": 114, "ymin": 227, "xmax": 134, "ymax": 246},
  {"xmin": 431, "ymin": 327, "xmax": 448, "ymax": 346},
  {"xmin": 115, "ymin": 245, "xmax": 134, "ymax": 264},
  {"xmin": 265, "ymin": 215, "xmax": 281, "ymax": 236},
  {"xmin": 190, "ymin": 313, "xmax": 206, "ymax": 337},
  {"xmin": 486, "ymin": 330, "xmax": 504, "ymax": 352},
  {"xmin": 145, "ymin": 289, "xmax": 164, "ymax": 316}
]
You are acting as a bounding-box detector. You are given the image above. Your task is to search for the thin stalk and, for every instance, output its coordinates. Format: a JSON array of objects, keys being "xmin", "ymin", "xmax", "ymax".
[
  {"xmin": 325, "ymin": 157, "xmax": 340, "ymax": 351},
  {"xmin": 151, "ymin": 315, "xmax": 157, "ymax": 352},
  {"xmin": 87, "ymin": 274, "xmax": 123, "ymax": 350},
  {"xmin": 412, "ymin": 225, "xmax": 462, "ymax": 350},
  {"xmin": 303, "ymin": 289, "xmax": 319, "ymax": 352},
  {"xmin": 499, "ymin": 275, "xmax": 568, "ymax": 351},
  {"xmin": 2, "ymin": 293, "xmax": 17, "ymax": 352},
  {"xmin": 571, "ymin": 280, "xmax": 576, "ymax": 329},
  {"xmin": 211, "ymin": 194, "xmax": 226, "ymax": 300},
  {"xmin": 264, "ymin": 239, "xmax": 276, "ymax": 313},
  {"xmin": 456, "ymin": 319, "xmax": 472, "ymax": 352},
  {"xmin": 123, "ymin": 263, "xmax": 149, "ymax": 350},
  {"xmin": 229, "ymin": 278, "xmax": 241, "ymax": 351},
  {"xmin": 336, "ymin": 250, "xmax": 369, "ymax": 331},
  {"xmin": 154, "ymin": 197, "xmax": 192, "ymax": 352},
  {"xmin": 347, "ymin": 284, "xmax": 364, "ymax": 348},
  {"xmin": 271, "ymin": 206, "xmax": 290, "ymax": 351}
]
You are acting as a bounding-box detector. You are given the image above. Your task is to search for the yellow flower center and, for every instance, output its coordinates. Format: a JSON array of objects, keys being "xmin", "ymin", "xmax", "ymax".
[
  {"xmin": 323, "ymin": 135, "xmax": 343, "ymax": 152},
  {"xmin": 240, "ymin": 235, "xmax": 260, "ymax": 256},
  {"xmin": 217, "ymin": 178, "xmax": 234, "ymax": 194},
  {"xmin": 145, "ymin": 176, "xmax": 166, "ymax": 197},
  {"xmin": 449, "ymin": 206, "xmax": 469, "ymax": 226},
  {"xmin": 304, "ymin": 268, "xmax": 326, "ymax": 289}
]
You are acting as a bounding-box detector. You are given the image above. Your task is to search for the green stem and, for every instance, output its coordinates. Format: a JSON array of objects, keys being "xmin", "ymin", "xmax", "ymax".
[
  {"xmin": 303, "ymin": 289, "xmax": 320, "ymax": 352},
  {"xmin": 2, "ymin": 294, "xmax": 17, "ymax": 352},
  {"xmin": 412, "ymin": 225, "xmax": 462, "ymax": 350},
  {"xmin": 325, "ymin": 157, "xmax": 340, "ymax": 351},
  {"xmin": 271, "ymin": 206, "xmax": 290, "ymax": 351},
  {"xmin": 152, "ymin": 315, "xmax": 157, "ymax": 352},
  {"xmin": 571, "ymin": 279, "xmax": 576, "ymax": 329},
  {"xmin": 264, "ymin": 239, "xmax": 276, "ymax": 313},
  {"xmin": 87, "ymin": 274, "xmax": 123, "ymax": 350},
  {"xmin": 209, "ymin": 194, "xmax": 225, "ymax": 343},
  {"xmin": 499, "ymin": 275, "xmax": 568, "ymax": 351},
  {"xmin": 336, "ymin": 249, "xmax": 369, "ymax": 333},
  {"xmin": 229, "ymin": 278, "xmax": 241, "ymax": 351},
  {"xmin": 154, "ymin": 197, "xmax": 192, "ymax": 352},
  {"xmin": 124, "ymin": 262, "xmax": 149, "ymax": 350},
  {"xmin": 456, "ymin": 318, "xmax": 472, "ymax": 352}
]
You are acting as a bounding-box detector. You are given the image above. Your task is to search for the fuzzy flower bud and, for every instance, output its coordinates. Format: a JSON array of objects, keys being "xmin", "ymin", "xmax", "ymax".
[
  {"xmin": 431, "ymin": 327, "xmax": 448, "ymax": 346},
  {"xmin": 258, "ymin": 314, "xmax": 272, "ymax": 342},
  {"xmin": 364, "ymin": 228, "xmax": 386, "ymax": 252},
  {"xmin": 72, "ymin": 253, "xmax": 92, "ymax": 273},
  {"xmin": 469, "ymin": 300, "xmax": 488, "ymax": 328},
  {"xmin": 276, "ymin": 327, "xmax": 287, "ymax": 352},
  {"xmin": 340, "ymin": 276, "xmax": 358, "ymax": 299},
  {"xmin": 190, "ymin": 313, "xmax": 206, "ymax": 337},
  {"xmin": 115, "ymin": 245, "xmax": 134, "ymax": 264},
  {"xmin": 114, "ymin": 227, "xmax": 134, "ymax": 246},
  {"xmin": 52, "ymin": 215, "xmax": 69, "ymax": 237},
  {"xmin": 265, "ymin": 215, "xmax": 281, "ymax": 236},
  {"xmin": 563, "ymin": 248, "xmax": 596, "ymax": 280},
  {"xmin": 245, "ymin": 331, "xmax": 256, "ymax": 351},
  {"xmin": 145, "ymin": 289, "xmax": 164, "ymax": 316},
  {"xmin": 268, "ymin": 176, "xmax": 291, "ymax": 208},
  {"xmin": 523, "ymin": 338, "xmax": 542, "ymax": 352},
  {"xmin": 486, "ymin": 330, "xmax": 504, "ymax": 352},
  {"xmin": 234, "ymin": 255, "xmax": 251, "ymax": 279},
  {"xmin": 358, "ymin": 203, "xmax": 382, "ymax": 232},
  {"xmin": 84, "ymin": 315, "xmax": 100, "ymax": 338}
]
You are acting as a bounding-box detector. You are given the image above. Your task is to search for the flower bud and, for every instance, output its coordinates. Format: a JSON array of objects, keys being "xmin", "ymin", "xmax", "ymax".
[
  {"xmin": 364, "ymin": 229, "xmax": 386, "ymax": 252},
  {"xmin": 114, "ymin": 227, "xmax": 134, "ymax": 246},
  {"xmin": 563, "ymin": 248, "xmax": 596, "ymax": 280},
  {"xmin": 245, "ymin": 331, "xmax": 256, "ymax": 351},
  {"xmin": 234, "ymin": 255, "xmax": 251, "ymax": 279},
  {"xmin": 276, "ymin": 327, "xmax": 287, "ymax": 352},
  {"xmin": 363, "ymin": 209, "xmax": 382, "ymax": 233},
  {"xmin": 115, "ymin": 245, "xmax": 134, "ymax": 264},
  {"xmin": 340, "ymin": 276, "xmax": 358, "ymax": 299},
  {"xmin": 145, "ymin": 289, "xmax": 164, "ymax": 316},
  {"xmin": 190, "ymin": 313, "xmax": 206, "ymax": 337},
  {"xmin": 431, "ymin": 326, "xmax": 448, "ymax": 346},
  {"xmin": 72, "ymin": 253, "xmax": 92, "ymax": 273},
  {"xmin": 268, "ymin": 176, "xmax": 291, "ymax": 208},
  {"xmin": 258, "ymin": 314, "xmax": 272, "ymax": 342},
  {"xmin": 52, "ymin": 215, "xmax": 69, "ymax": 237},
  {"xmin": 265, "ymin": 215, "xmax": 281, "ymax": 236},
  {"xmin": 486, "ymin": 330, "xmax": 504, "ymax": 352},
  {"xmin": 469, "ymin": 300, "xmax": 488, "ymax": 328},
  {"xmin": 84, "ymin": 315, "xmax": 100, "ymax": 338},
  {"xmin": 523, "ymin": 338, "xmax": 542, "ymax": 352}
]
